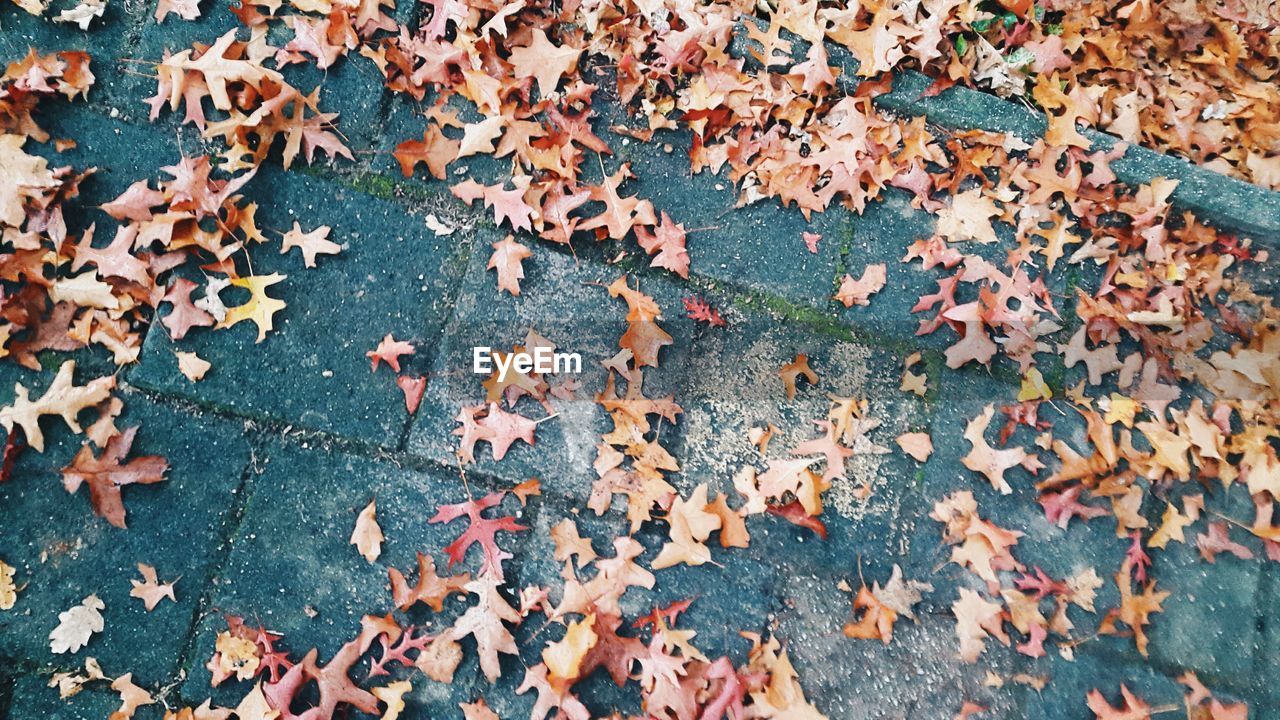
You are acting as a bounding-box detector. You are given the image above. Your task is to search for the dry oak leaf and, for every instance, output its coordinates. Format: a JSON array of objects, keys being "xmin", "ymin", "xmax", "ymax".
[
  {"xmin": 652, "ymin": 484, "xmax": 722, "ymax": 569},
  {"xmin": 430, "ymin": 491, "xmax": 527, "ymax": 581},
  {"xmin": 161, "ymin": 30, "xmax": 283, "ymax": 111},
  {"xmin": 962, "ymin": 404, "xmax": 1032, "ymax": 495},
  {"xmin": 874, "ymin": 565, "xmax": 933, "ymax": 620},
  {"xmin": 394, "ymin": 126, "xmax": 458, "ymax": 179},
  {"xmin": 49, "ymin": 657, "xmax": 107, "ymax": 699},
  {"xmin": 161, "ymin": 279, "xmax": 215, "ymax": 340},
  {"xmin": 953, "ymin": 588, "xmax": 1006, "ymax": 663},
  {"xmin": 0, "ymin": 134, "xmax": 57, "ymax": 227},
  {"xmin": 488, "ymin": 236, "xmax": 532, "ymax": 296},
  {"xmin": 896, "ymin": 432, "xmax": 933, "ymax": 462},
  {"xmin": 1086, "ymin": 684, "xmax": 1151, "ymax": 720},
  {"xmin": 459, "ymin": 697, "xmax": 500, "ymax": 720},
  {"xmin": 372, "ymin": 680, "xmax": 411, "ymax": 720},
  {"xmin": 634, "ymin": 211, "xmax": 690, "ymax": 278},
  {"xmin": 550, "ymin": 518, "xmax": 597, "ymax": 569},
  {"xmin": 368, "ymin": 334, "xmax": 414, "ymax": 373},
  {"xmin": 0, "ymin": 559, "xmax": 17, "ymax": 610},
  {"xmin": 416, "ymin": 634, "xmax": 463, "ymax": 684},
  {"xmin": 606, "ymin": 277, "xmax": 672, "ymax": 368},
  {"xmin": 62, "ymin": 426, "xmax": 169, "ymax": 529},
  {"xmin": 50, "ymin": 594, "xmax": 105, "ymax": 654},
  {"xmin": 779, "ymin": 354, "xmax": 818, "ymax": 401},
  {"xmin": 55, "ymin": 0, "xmax": 105, "ymax": 30},
  {"xmin": 396, "ymin": 376, "xmax": 427, "ymax": 414},
  {"xmin": 281, "ymin": 222, "xmax": 340, "ymax": 268},
  {"xmin": 834, "ymin": 264, "xmax": 887, "ymax": 307},
  {"xmin": 934, "ymin": 189, "xmax": 1000, "ymax": 244},
  {"xmin": 843, "ymin": 585, "xmax": 897, "ymax": 644},
  {"xmin": 450, "ymin": 575, "xmax": 520, "ymax": 683},
  {"xmin": 508, "ymin": 28, "xmax": 581, "ymax": 98},
  {"xmin": 580, "ymin": 165, "xmax": 656, "ymax": 241},
  {"xmin": 389, "ymin": 552, "xmax": 470, "ymax": 612},
  {"xmin": 350, "ymin": 499, "xmax": 384, "ymax": 564},
  {"xmin": 129, "ymin": 563, "xmax": 177, "ymax": 611},
  {"xmin": 232, "ymin": 682, "xmax": 276, "ymax": 720},
  {"xmin": 1147, "ymin": 503, "xmax": 1193, "ymax": 550},
  {"xmin": 176, "ymin": 351, "xmax": 211, "ymax": 382},
  {"xmin": 219, "ymin": 274, "xmax": 286, "ymax": 343},
  {"xmin": 0, "ymin": 360, "xmax": 116, "ymax": 452},
  {"xmin": 110, "ymin": 674, "xmax": 155, "ymax": 720},
  {"xmin": 1101, "ymin": 559, "xmax": 1169, "ymax": 657},
  {"xmin": 543, "ymin": 612, "xmax": 598, "ymax": 691}
]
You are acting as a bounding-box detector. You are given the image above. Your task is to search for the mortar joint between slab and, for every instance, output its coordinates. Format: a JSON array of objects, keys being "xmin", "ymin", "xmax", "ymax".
[{"xmin": 164, "ymin": 431, "xmax": 272, "ymax": 702}]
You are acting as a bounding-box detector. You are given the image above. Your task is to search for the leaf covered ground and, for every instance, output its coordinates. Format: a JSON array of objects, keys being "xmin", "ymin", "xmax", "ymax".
[{"xmin": 1, "ymin": 0, "xmax": 1279, "ymax": 718}]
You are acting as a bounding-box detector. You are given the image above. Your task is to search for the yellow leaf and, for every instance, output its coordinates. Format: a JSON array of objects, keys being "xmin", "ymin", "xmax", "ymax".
[
  {"xmin": 372, "ymin": 680, "xmax": 411, "ymax": 720},
  {"xmin": 1016, "ymin": 368, "xmax": 1052, "ymax": 402},
  {"xmin": 1147, "ymin": 503, "xmax": 1191, "ymax": 549},
  {"xmin": 1103, "ymin": 393, "xmax": 1139, "ymax": 427},
  {"xmin": 220, "ymin": 274, "xmax": 287, "ymax": 343},
  {"xmin": 0, "ymin": 559, "xmax": 16, "ymax": 610},
  {"xmin": 543, "ymin": 613, "xmax": 598, "ymax": 688}
]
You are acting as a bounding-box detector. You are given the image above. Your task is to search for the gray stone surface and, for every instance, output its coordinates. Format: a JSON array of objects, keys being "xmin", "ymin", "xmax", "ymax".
[
  {"xmin": 0, "ymin": 390, "xmax": 254, "ymax": 684},
  {"xmin": 130, "ymin": 164, "xmax": 467, "ymax": 448}
]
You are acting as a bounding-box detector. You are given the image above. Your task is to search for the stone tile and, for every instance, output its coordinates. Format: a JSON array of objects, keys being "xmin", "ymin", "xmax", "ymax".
[
  {"xmin": 404, "ymin": 241, "xmax": 697, "ymax": 487},
  {"xmin": 611, "ymin": 124, "xmax": 845, "ymax": 309},
  {"xmin": 0, "ymin": 389, "xmax": 253, "ymax": 684},
  {"xmin": 124, "ymin": 7, "xmax": 391, "ymax": 154},
  {"xmin": 20, "ymin": 108, "xmax": 181, "ymax": 238},
  {"xmin": 677, "ymin": 314, "xmax": 924, "ymax": 516},
  {"xmin": 175, "ymin": 436, "xmax": 498, "ymax": 710},
  {"xmin": 130, "ymin": 164, "xmax": 467, "ymax": 448},
  {"xmin": 776, "ymin": 603, "xmax": 1020, "ymax": 720}
]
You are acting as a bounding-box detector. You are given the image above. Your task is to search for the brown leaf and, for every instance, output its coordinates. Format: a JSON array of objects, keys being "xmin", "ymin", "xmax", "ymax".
[
  {"xmin": 129, "ymin": 563, "xmax": 177, "ymax": 611},
  {"xmin": 62, "ymin": 427, "xmax": 168, "ymax": 528}
]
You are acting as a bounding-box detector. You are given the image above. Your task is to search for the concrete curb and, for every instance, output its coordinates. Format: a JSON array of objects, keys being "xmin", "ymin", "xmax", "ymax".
[{"xmin": 730, "ymin": 17, "xmax": 1280, "ymax": 245}]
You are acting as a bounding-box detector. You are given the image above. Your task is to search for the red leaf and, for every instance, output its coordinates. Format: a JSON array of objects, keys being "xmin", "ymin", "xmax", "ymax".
[
  {"xmin": 429, "ymin": 491, "xmax": 528, "ymax": 581},
  {"xmin": 767, "ymin": 501, "xmax": 827, "ymax": 539},
  {"xmin": 682, "ymin": 296, "xmax": 726, "ymax": 327}
]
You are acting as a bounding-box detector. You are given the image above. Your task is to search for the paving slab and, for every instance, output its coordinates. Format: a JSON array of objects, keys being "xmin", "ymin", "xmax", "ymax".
[
  {"xmin": 174, "ymin": 435, "xmax": 494, "ymax": 710},
  {"xmin": 403, "ymin": 240, "xmax": 697, "ymax": 488},
  {"xmin": 130, "ymin": 164, "xmax": 467, "ymax": 448},
  {"xmin": 123, "ymin": 5, "xmax": 397, "ymax": 156},
  {"xmin": 0, "ymin": 389, "xmax": 254, "ymax": 684}
]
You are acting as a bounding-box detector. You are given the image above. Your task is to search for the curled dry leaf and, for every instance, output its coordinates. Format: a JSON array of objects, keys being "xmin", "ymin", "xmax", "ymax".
[{"xmin": 350, "ymin": 499, "xmax": 384, "ymax": 564}]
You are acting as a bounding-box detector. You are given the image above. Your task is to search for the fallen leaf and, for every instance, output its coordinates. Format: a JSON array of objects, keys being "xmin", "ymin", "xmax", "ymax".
[
  {"xmin": 896, "ymin": 432, "xmax": 933, "ymax": 462},
  {"xmin": 176, "ymin": 351, "xmax": 211, "ymax": 382},
  {"xmin": 488, "ymin": 235, "xmax": 532, "ymax": 296},
  {"xmin": 0, "ymin": 360, "xmax": 116, "ymax": 453},
  {"xmin": 372, "ymin": 680, "xmax": 411, "ymax": 720},
  {"xmin": 50, "ymin": 594, "xmax": 105, "ymax": 654},
  {"xmin": 129, "ymin": 563, "xmax": 177, "ymax": 611},
  {"xmin": 280, "ymin": 222, "xmax": 340, "ymax": 268},
  {"xmin": 835, "ymin": 264, "xmax": 887, "ymax": 307},
  {"xmin": 350, "ymin": 499, "xmax": 384, "ymax": 564},
  {"xmin": 109, "ymin": 673, "xmax": 154, "ymax": 720}
]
